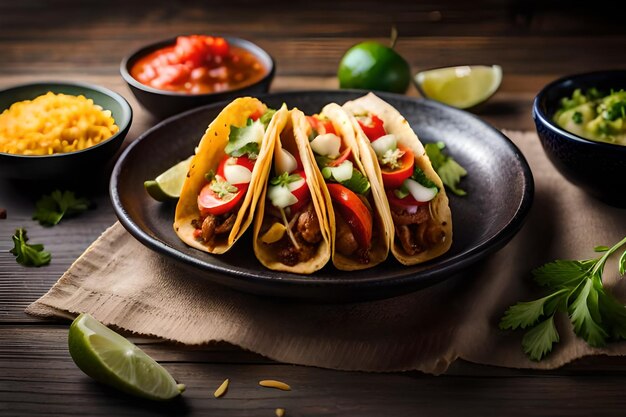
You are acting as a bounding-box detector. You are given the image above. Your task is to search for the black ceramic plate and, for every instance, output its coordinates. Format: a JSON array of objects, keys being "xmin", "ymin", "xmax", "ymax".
[{"xmin": 110, "ymin": 90, "xmax": 534, "ymax": 302}]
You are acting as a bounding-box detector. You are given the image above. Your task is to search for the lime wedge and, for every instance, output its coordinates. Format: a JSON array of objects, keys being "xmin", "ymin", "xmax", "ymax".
[
  {"xmin": 68, "ymin": 313, "xmax": 185, "ymax": 401},
  {"xmin": 414, "ymin": 65, "xmax": 502, "ymax": 109},
  {"xmin": 144, "ymin": 155, "xmax": 194, "ymax": 201}
]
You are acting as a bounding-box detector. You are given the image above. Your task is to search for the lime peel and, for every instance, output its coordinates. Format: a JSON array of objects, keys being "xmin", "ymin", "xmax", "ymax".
[
  {"xmin": 68, "ymin": 313, "xmax": 184, "ymax": 401},
  {"xmin": 144, "ymin": 155, "xmax": 194, "ymax": 201},
  {"xmin": 414, "ymin": 65, "xmax": 502, "ymax": 109}
]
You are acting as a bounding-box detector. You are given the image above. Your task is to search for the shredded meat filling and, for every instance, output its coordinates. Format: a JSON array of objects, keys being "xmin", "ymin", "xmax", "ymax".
[
  {"xmin": 198, "ymin": 212, "xmax": 236, "ymax": 243},
  {"xmin": 275, "ymin": 202, "xmax": 322, "ymax": 266},
  {"xmin": 297, "ymin": 204, "xmax": 322, "ymax": 244},
  {"xmin": 392, "ymin": 205, "xmax": 444, "ymax": 255}
]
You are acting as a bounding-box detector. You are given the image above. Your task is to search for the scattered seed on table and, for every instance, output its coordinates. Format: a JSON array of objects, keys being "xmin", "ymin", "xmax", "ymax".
[
  {"xmin": 275, "ymin": 408, "xmax": 285, "ymax": 416},
  {"xmin": 213, "ymin": 378, "xmax": 229, "ymax": 398},
  {"xmin": 259, "ymin": 380, "xmax": 291, "ymax": 391}
]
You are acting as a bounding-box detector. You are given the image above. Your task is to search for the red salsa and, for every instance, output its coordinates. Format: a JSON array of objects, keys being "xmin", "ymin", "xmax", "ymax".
[{"xmin": 130, "ymin": 35, "xmax": 268, "ymax": 94}]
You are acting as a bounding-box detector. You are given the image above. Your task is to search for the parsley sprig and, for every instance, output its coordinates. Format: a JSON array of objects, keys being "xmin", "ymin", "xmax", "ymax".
[
  {"xmin": 500, "ymin": 236, "xmax": 626, "ymax": 361},
  {"xmin": 9, "ymin": 228, "xmax": 51, "ymax": 267},
  {"xmin": 425, "ymin": 142, "xmax": 467, "ymax": 196},
  {"xmin": 33, "ymin": 190, "xmax": 91, "ymax": 226}
]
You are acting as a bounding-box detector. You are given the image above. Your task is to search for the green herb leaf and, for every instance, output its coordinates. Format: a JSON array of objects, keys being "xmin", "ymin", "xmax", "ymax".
[
  {"xmin": 337, "ymin": 169, "xmax": 371, "ymax": 195},
  {"xmin": 425, "ymin": 142, "xmax": 467, "ymax": 196},
  {"xmin": 532, "ymin": 259, "xmax": 591, "ymax": 288},
  {"xmin": 501, "ymin": 235, "xmax": 626, "ymax": 361},
  {"xmin": 259, "ymin": 109, "xmax": 277, "ymax": 129},
  {"xmin": 594, "ymin": 245, "xmax": 610, "ymax": 252},
  {"xmin": 210, "ymin": 179, "xmax": 238, "ymax": 198},
  {"xmin": 225, "ymin": 118, "xmax": 264, "ymax": 158},
  {"xmin": 270, "ymin": 172, "xmax": 302, "ymax": 187},
  {"xmin": 522, "ymin": 316, "xmax": 560, "ymax": 362},
  {"xmin": 33, "ymin": 190, "xmax": 91, "ymax": 226},
  {"xmin": 410, "ymin": 164, "xmax": 438, "ymax": 190},
  {"xmin": 9, "ymin": 228, "xmax": 51, "ymax": 267},
  {"xmin": 500, "ymin": 289, "xmax": 568, "ymax": 330},
  {"xmin": 568, "ymin": 278, "xmax": 607, "ymax": 347},
  {"xmin": 572, "ymin": 111, "xmax": 583, "ymax": 124}
]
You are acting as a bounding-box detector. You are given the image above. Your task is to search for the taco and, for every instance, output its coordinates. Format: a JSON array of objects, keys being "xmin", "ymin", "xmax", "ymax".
[
  {"xmin": 253, "ymin": 106, "xmax": 332, "ymax": 273},
  {"xmin": 342, "ymin": 92, "xmax": 452, "ymax": 265},
  {"xmin": 301, "ymin": 103, "xmax": 392, "ymax": 271},
  {"xmin": 174, "ymin": 97, "xmax": 279, "ymax": 254}
]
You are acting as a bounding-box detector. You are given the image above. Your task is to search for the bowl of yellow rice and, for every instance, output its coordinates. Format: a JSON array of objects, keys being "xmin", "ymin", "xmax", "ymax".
[{"xmin": 0, "ymin": 81, "xmax": 132, "ymax": 180}]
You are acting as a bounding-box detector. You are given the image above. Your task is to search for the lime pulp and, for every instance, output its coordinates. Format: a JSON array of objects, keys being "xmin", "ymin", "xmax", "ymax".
[
  {"xmin": 144, "ymin": 155, "xmax": 194, "ymax": 201},
  {"xmin": 68, "ymin": 313, "xmax": 185, "ymax": 401},
  {"xmin": 414, "ymin": 65, "xmax": 502, "ymax": 109}
]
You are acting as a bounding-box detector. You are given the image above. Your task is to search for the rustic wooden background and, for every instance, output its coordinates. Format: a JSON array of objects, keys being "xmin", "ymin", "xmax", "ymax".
[{"xmin": 2, "ymin": 1, "xmax": 626, "ymax": 416}]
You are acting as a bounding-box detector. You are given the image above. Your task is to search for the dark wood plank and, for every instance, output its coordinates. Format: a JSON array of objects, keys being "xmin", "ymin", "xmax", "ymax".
[{"xmin": 3, "ymin": 327, "xmax": 626, "ymax": 417}]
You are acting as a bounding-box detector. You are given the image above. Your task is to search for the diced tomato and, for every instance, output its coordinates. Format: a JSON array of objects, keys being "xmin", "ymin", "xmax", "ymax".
[
  {"xmin": 306, "ymin": 115, "xmax": 336, "ymax": 135},
  {"xmin": 326, "ymin": 183, "xmax": 372, "ymax": 249},
  {"xmin": 198, "ymin": 181, "xmax": 247, "ymax": 216},
  {"xmin": 211, "ymin": 36, "xmax": 230, "ymax": 57},
  {"xmin": 380, "ymin": 147, "xmax": 415, "ymax": 189},
  {"xmin": 217, "ymin": 155, "xmax": 256, "ymax": 178},
  {"xmin": 248, "ymin": 109, "xmax": 263, "ymax": 121},
  {"xmin": 385, "ymin": 188, "xmax": 428, "ymax": 211},
  {"xmin": 357, "ymin": 115, "xmax": 386, "ymax": 141},
  {"xmin": 287, "ymin": 170, "xmax": 310, "ymax": 213}
]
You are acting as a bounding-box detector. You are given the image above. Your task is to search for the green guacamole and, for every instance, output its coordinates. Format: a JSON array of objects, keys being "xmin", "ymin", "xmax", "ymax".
[{"xmin": 553, "ymin": 88, "xmax": 626, "ymax": 146}]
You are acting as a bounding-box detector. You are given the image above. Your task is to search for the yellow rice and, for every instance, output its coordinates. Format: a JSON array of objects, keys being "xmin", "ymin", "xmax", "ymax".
[{"xmin": 0, "ymin": 91, "xmax": 119, "ymax": 155}]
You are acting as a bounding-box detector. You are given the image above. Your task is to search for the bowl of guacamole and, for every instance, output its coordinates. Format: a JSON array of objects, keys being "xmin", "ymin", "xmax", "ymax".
[
  {"xmin": 533, "ymin": 69, "xmax": 626, "ymax": 208},
  {"xmin": 553, "ymin": 88, "xmax": 626, "ymax": 146}
]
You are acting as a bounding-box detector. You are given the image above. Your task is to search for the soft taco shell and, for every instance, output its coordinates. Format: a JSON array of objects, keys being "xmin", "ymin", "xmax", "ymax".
[
  {"xmin": 253, "ymin": 107, "xmax": 332, "ymax": 274},
  {"xmin": 342, "ymin": 92, "xmax": 453, "ymax": 265},
  {"xmin": 174, "ymin": 97, "xmax": 278, "ymax": 254},
  {"xmin": 312, "ymin": 103, "xmax": 392, "ymax": 271}
]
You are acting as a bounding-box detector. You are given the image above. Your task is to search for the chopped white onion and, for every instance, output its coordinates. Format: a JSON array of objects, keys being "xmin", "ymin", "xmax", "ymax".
[
  {"xmin": 224, "ymin": 163, "xmax": 252, "ymax": 185},
  {"xmin": 370, "ymin": 134, "xmax": 397, "ymax": 157},
  {"xmin": 310, "ymin": 133, "xmax": 341, "ymax": 158},
  {"xmin": 287, "ymin": 177, "xmax": 306, "ymax": 193},
  {"xmin": 327, "ymin": 160, "xmax": 353, "ymax": 182},
  {"xmin": 404, "ymin": 179, "xmax": 437, "ymax": 202},
  {"xmin": 268, "ymin": 184, "xmax": 297, "ymax": 209},
  {"xmin": 275, "ymin": 148, "xmax": 298, "ymax": 175}
]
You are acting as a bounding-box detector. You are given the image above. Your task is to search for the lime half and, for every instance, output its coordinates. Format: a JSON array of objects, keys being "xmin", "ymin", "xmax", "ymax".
[
  {"xmin": 144, "ymin": 155, "xmax": 194, "ymax": 201},
  {"xmin": 414, "ymin": 65, "xmax": 502, "ymax": 109},
  {"xmin": 68, "ymin": 313, "xmax": 185, "ymax": 401}
]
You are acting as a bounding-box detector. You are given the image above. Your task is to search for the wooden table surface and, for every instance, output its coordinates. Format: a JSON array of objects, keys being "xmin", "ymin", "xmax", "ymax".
[{"xmin": 2, "ymin": 1, "xmax": 626, "ymax": 416}]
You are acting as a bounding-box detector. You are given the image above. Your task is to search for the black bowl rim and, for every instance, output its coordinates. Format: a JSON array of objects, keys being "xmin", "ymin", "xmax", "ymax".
[
  {"xmin": 119, "ymin": 34, "xmax": 276, "ymax": 98},
  {"xmin": 532, "ymin": 68, "xmax": 626, "ymax": 152},
  {"xmin": 0, "ymin": 80, "xmax": 133, "ymax": 159}
]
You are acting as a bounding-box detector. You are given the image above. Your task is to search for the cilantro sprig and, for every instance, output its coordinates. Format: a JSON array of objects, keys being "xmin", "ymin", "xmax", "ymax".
[
  {"xmin": 500, "ymin": 236, "xmax": 626, "ymax": 361},
  {"xmin": 33, "ymin": 190, "xmax": 91, "ymax": 226},
  {"xmin": 425, "ymin": 141, "xmax": 467, "ymax": 196},
  {"xmin": 9, "ymin": 228, "xmax": 51, "ymax": 267}
]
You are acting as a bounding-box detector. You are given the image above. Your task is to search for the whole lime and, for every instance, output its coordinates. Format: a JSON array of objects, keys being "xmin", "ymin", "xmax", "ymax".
[{"xmin": 338, "ymin": 41, "xmax": 411, "ymax": 94}]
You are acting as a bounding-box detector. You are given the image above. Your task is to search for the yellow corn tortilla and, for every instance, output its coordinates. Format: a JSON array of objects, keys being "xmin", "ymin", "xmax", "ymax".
[
  {"xmin": 173, "ymin": 97, "xmax": 279, "ymax": 254},
  {"xmin": 253, "ymin": 106, "xmax": 332, "ymax": 274},
  {"xmin": 342, "ymin": 92, "xmax": 453, "ymax": 265},
  {"xmin": 302, "ymin": 103, "xmax": 392, "ymax": 271}
]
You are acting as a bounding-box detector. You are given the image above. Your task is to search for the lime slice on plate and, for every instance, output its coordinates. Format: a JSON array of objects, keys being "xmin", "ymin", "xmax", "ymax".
[
  {"xmin": 68, "ymin": 313, "xmax": 185, "ymax": 401},
  {"xmin": 414, "ymin": 65, "xmax": 502, "ymax": 109},
  {"xmin": 144, "ymin": 155, "xmax": 194, "ymax": 201}
]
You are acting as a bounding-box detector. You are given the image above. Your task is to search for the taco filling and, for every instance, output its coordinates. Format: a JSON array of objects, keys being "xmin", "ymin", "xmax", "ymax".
[
  {"xmin": 191, "ymin": 109, "xmax": 275, "ymax": 244},
  {"xmin": 261, "ymin": 157, "xmax": 322, "ymax": 266},
  {"xmin": 306, "ymin": 114, "xmax": 374, "ymax": 264},
  {"xmin": 355, "ymin": 113, "xmax": 445, "ymax": 255}
]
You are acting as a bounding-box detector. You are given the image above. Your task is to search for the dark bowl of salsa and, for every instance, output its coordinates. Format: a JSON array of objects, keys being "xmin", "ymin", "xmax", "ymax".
[{"xmin": 120, "ymin": 35, "xmax": 275, "ymax": 120}]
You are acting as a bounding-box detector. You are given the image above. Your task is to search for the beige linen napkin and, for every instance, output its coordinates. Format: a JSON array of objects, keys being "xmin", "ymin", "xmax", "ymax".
[{"xmin": 26, "ymin": 130, "xmax": 626, "ymax": 375}]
